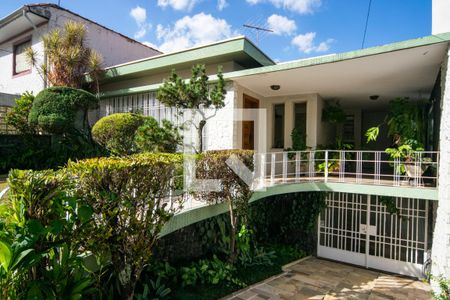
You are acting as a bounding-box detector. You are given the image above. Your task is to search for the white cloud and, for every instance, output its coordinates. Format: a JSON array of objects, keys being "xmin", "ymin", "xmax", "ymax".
[
  {"xmin": 267, "ymin": 14, "xmax": 296, "ymax": 35},
  {"xmin": 130, "ymin": 6, "xmax": 147, "ymax": 24},
  {"xmin": 130, "ymin": 6, "xmax": 151, "ymax": 39},
  {"xmin": 217, "ymin": 0, "xmax": 228, "ymax": 10},
  {"xmin": 291, "ymin": 32, "xmax": 333, "ymax": 54},
  {"xmin": 157, "ymin": 0, "xmax": 198, "ymax": 11},
  {"xmin": 156, "ymin": 13, "xmax": 235, "ymax": 52},
  {"xmin": 246, "ymin": 0, "xmax": 321, "ymax": 14}
]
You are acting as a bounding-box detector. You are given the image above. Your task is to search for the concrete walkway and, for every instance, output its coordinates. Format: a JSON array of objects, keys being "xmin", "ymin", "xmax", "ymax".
[{"xmin": 226, "ymin": 257, "xmax": 432, "ymax": 300}]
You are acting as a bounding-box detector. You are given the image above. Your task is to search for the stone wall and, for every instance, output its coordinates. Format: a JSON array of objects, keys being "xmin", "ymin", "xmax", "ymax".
[{"xmin": 431, "ymin": 45, "xmax": 450, "ymax": 282}]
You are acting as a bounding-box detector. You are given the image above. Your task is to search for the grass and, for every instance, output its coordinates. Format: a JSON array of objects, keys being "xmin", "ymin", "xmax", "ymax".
[{"xmin": 170, "ymin": 244, "xmax": 306, "ymax": 300}]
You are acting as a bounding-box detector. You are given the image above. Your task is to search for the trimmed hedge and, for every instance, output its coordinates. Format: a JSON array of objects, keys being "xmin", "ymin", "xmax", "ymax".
[
  {"xmin": 91, "ymin": 113, "xmax": 146, "ymax": 155},
  {"xmin": 29, "ymin": 87, "xmax": 98, "ymax": 134}
]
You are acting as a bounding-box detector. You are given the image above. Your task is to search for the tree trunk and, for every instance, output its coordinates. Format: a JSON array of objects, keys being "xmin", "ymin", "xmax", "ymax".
[{"xmin": 198, "ymin": 119, "xmax": 206, "ymax": 153}]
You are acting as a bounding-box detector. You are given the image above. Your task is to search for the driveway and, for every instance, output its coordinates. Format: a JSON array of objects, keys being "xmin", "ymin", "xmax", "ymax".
[{"xmin": 226, "ymin": 257, "xmax": 432, "ymax": 300}]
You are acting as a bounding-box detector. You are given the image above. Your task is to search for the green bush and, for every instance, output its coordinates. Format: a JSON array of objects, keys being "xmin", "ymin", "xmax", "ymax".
[
  {"xmin": 5, "ymin": 92, "xmax": 37, "ymax": 135},
  {"xmin": 29, "ymin": 86, "xmax": 98, "ymax": 134},
  {"xmin": 67, "ymin": 153, "xmax": 183, "ymax": 299},
  {"xmin": 91, "ymin": 113, "xmax": 146, "ymax": 155},
  {"xmin": 135, "ymin": 117, "xmax": 182, "ymax": 153},
  {"xmin": 0, "ymin": 169, "xmax": 95, "ymax": 299},
  {"xmin": 194, "ymin": 150, "xmax": 254, "ymax": 262}
]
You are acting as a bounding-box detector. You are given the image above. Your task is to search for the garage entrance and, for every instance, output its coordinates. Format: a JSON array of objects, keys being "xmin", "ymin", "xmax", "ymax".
[{"xmin": 318, "ymin": 192, "xmax": 429, "ymax": 278}]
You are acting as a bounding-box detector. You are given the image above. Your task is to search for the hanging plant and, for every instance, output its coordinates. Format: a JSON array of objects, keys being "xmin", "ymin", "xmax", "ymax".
[{"xmin": 322, "ymin": 101, "xmax": 346, "ymax": 124}]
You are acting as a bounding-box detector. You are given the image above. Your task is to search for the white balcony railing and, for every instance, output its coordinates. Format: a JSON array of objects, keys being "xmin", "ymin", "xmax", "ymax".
[{"xmin": 256, "ymin": 150, "xmax": 439, "ymax": 189}]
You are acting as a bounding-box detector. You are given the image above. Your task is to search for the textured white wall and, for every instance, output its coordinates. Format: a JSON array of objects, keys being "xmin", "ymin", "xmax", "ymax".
[
  {"xmin": 0, "ymin": 24, "xmax": 48, "ymax": 95},
  {"xmin": 432, "ymin": 0, "xmax": 450, "ymax": 35},
  {"xmin": 431, "ymin": 46, "xmax": 450, "ymax": 285},
  {"xmin": 0, "ymin": 6, "xmax": 159, "ymax": 96}
]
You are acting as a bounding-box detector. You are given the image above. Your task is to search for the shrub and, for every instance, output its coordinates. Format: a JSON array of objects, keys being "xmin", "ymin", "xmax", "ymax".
[
  {"xmin": 68, "ymin": 153, "xmax": 183, "ymax": 299},
  {"xmin": 0, "ymin": 169, "xmax": 95, "ymax": 299},
  {"xmin": 91, "ymin": 113, "xmax": 146, "ymax": 155},
  {"xmin": 194, "ymin": 150, "xmax": 254, "ymax": 262},
  {"xmin": 29, "ymin": 86, "xmax": 98, "ymax": 134},
  {"xmin": 5, "ymin": 92, "xmax": 37, "ymax": 135},
  {"xmin": 135, "ymin": 118, "xmax": 182, "ymax": 153}
]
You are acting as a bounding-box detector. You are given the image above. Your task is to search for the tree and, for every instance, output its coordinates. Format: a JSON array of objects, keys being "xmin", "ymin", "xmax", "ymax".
[
  {"xmin": 26, "ymin": 20, "xmax": 103, "ymax": 91},
  {"xmin": 135, "ymin": 118, "xmax": 182, "ymax": 153},
  {"xmin": 157, "ymin": 64, "xmax": 226, "ymax": 153},
  {"xmin": 194, "ymin": 150, "xmax": 254, "ymax": 263}
]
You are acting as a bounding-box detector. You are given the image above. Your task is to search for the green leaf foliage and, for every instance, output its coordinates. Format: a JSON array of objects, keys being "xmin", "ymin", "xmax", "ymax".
[
  {"xmin": 29, "ymin": 86, "xmax": 98, "ymax": 134},
  {"xmin": 134, "ymin": 117, "xmax": 182, "ymax": 153},
  {"xmin": 67, "ymin": 153, "xmax": 183, "ymax": 299},
  {"xmin": 5, "ymin": 92, "xmax": 37, "ymax": 135},
  {"xmin": 91, "ymin": 112, "xmax": 146, "ymax": 155}
]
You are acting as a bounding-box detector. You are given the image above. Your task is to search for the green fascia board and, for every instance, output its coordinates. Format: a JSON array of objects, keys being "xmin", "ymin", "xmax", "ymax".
[
  {"xmin": 159, "ymin": 182, "xmax": 437, "ymax": 237},
  {"xmin": 101, "ymin": 36, "xmax": 274, "ymax": 80},
  {"xmin": 224, "ymin": 32, "xmax": 450, "ymax": 79}
]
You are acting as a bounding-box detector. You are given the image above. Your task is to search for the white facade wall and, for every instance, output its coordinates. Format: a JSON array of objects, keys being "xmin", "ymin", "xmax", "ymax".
[
  {"xmin": 432, "ymin": 0, "xmax": 450, "ymax": 35},
  {"xmin": 0, "ymin": 6, "xmax": 159, "ymax": 96},
  {"xmin": 0, "ymin": 24, "xmax": 48, "ymax": 95},
  {"xmin": 431, "ymin": 46, "xmax": 450, "ymax": 282}
]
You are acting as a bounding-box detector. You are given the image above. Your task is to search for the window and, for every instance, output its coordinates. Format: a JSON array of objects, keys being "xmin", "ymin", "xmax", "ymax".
[
  {"xmin": 13, "ymin": 39, "xmax": 31, "ymax": 75},
  {"xmin": 294, "ymin": 102, "xmax": 307, "ymax": 138},
  {"xmin": 273, "ymin": 103, "xmax": 284, "ymax": 148}
]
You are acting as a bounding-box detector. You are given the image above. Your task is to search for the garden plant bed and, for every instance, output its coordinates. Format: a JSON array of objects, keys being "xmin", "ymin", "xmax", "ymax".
[{"xmin": 169, "ymin": 244, "xmax": 308, "ymax": 300}]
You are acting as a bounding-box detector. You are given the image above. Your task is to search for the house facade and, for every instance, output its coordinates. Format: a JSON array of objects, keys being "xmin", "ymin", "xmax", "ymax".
[
  {"xmin": 93, "ymin": 1, "xmax": 450, "ymax": 283},
  {"xmin": 0, "ymin": 3, "xmax": 161, "ymax": 96}
]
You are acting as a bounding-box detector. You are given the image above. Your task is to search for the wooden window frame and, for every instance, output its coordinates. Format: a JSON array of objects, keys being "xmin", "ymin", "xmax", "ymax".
[{"xmin": 12, "ymin": 36, "xmax": 32, "ymax": 77}]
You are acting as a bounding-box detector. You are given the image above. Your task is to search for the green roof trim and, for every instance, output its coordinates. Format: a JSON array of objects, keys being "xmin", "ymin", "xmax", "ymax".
[
  {"xmin": 100, "ymin": 32, "xmax": 450, "ymax": 99},
  {"xmin": 101, "ymin": 36, "xmax": 274, "ymax": 81},
  {"xmin": 225, "ymin": 32, "xmax": 450, "ymax": 79},
  {"xmin": 159, "ymin": 182, "xmax": 437, "ymax": 237}
]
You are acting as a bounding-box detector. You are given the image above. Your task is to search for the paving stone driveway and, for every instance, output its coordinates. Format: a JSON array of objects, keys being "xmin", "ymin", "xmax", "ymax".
[{"xmin": 225, "ymin": 257, "xmax": 432, "ymax": 300}]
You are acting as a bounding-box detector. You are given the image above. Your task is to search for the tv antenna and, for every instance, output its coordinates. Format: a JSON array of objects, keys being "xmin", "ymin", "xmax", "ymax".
[{"xmin": 243, "ymin": 24, "xmax": 273, "ymax": 46}]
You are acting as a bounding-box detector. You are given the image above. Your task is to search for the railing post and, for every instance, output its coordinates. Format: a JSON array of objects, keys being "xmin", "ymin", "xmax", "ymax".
[
  {"xmin": 260, "ymin": 153, "xmax": 266, "ymax": 189},
  {"xmin": 324, "ymin": 150, "xmax": 329, "ymax": 183},
  {"xmin": 393, "ymin": 157, "xmax": 400, "ymax": 186},
  {"xmin": 271, "ymin": 153, "xmax": 275, "ymax": 185},
  {"xmin": 308, "ymin": 151, "xmax": 315, "ymax": 181},
  {"xmin": 339, "ymin": 151, "xmax": 345, "ymax": 183},
  {"xmin": 356, "ymin": 151, "xmax": 362, "ymax": 183},
  {"xmin": 282, "ymin": 152, "xmax": 288, "ymax": 183},
  {"xmin": 295, "ymin": 152, "xmax": 301, "ymax": 181}
]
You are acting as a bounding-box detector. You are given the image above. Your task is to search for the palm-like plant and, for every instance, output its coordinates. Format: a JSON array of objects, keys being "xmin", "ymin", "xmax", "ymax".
[{"xmin": 26, "ymin": 21, "xmax": 103, "ymax": 91}]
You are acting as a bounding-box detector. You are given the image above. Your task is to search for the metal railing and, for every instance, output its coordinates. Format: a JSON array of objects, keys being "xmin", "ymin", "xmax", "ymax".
[{"xmin": 256, "ymin": 150, "xmax": 439, "ymax": 189}]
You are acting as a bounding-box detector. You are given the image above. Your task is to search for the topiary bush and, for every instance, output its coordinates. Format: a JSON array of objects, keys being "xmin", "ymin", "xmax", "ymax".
[
  {"xmin": 29, "ymin": 86, "xmax": 98, "ymax": 134},
  {"xmin": 91, "ymin": 113, "xmax": 146, "ymax": 155}
]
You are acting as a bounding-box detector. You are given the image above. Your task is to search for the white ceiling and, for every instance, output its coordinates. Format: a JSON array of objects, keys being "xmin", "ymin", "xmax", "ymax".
[{"xmin": 234, "ymin": 43, "xmax": 447, "ymax": 108}]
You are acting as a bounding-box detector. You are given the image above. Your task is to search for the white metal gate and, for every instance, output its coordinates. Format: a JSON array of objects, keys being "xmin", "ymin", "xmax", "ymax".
[{"xmin": 317, "ymin": 192, "xmax": 429, "ymax": 278}]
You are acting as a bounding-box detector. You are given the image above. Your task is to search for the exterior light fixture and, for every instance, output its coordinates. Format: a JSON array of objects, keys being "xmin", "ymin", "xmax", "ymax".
[
  {"xmin": 369, "ymin": 95, "xmax": 379, "ymax": 101},
  {"xmin": 270, "ymin": 85, "xmax": 280, "ymax": 91}
]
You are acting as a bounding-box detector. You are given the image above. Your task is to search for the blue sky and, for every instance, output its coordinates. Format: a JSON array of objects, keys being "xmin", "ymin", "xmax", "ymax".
[{"xmin": 2, "ymin": 0, "xmax": 431, "ymax": 62}]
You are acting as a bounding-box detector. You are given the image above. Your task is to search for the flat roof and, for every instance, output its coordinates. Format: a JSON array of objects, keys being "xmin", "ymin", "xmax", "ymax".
[
  {"xmin": 100, "ymin": 32, "xmax": 450, "ymax": 99},
  {"xmin": 100, "ymin": 36, "xmax": 275, "ymax": 83}
]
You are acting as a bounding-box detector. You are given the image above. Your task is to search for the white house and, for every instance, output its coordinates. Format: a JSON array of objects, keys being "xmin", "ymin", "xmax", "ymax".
[
  {"xmin": 92, "ymin": 0, "xmax": 450, "ymax": 285},
  {"xmin": 0, "ymin": 3, "xmax": 161, "ymax": 96}
]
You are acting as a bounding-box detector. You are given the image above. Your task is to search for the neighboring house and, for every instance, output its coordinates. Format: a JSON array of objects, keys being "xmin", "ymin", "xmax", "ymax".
[
  {"xmin": 96, "ymin": 0, "xmax": 450, "ymax": 284},
  {"xmin": 0, "ymin": 3, "xmax": 161, "ymax": 96}
]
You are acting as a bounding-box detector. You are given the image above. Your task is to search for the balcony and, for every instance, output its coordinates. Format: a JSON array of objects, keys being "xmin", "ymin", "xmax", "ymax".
[{"xmin": 256, "ymin": 150, "xmax": 439, "ymax": 189}]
